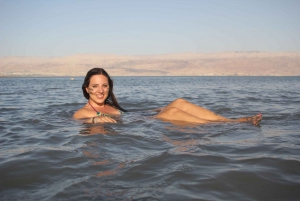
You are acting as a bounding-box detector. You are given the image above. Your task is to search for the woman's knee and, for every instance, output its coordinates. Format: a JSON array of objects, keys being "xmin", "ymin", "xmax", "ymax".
[
  {"xmin": 171, "ymin": 98, "xmax": 187, "ymax": 106},
  {"xmin": 156, "ymin": 107, "xmax": 180, "ymax": 118}
]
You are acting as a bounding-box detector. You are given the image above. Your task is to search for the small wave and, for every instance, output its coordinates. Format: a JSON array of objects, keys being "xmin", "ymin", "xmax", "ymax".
[{"xmin": 0, "ymin": 107, "xmax": 18, "ymax": 111}]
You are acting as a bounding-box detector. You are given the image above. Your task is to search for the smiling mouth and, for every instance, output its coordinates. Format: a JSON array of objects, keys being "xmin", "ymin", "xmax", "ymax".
[{"xmin": 97, "ymin": 94, "xmax": 104, "ymax": 99}]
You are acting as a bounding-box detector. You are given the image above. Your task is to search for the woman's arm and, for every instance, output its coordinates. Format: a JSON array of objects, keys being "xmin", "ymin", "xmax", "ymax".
[
  {"xmin": 74, "ymin": 108, "xmax": 117, "ymax": 123},
  {"xmin": 85, "ymin": 116, "xmax": 117, "ymax": 124}
]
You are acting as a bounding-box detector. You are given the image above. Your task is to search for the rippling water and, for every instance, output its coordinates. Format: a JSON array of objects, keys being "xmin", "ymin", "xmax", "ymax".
[{"xmin": 1, "ymin": 76, "xmax": 300, "ymax": 201}]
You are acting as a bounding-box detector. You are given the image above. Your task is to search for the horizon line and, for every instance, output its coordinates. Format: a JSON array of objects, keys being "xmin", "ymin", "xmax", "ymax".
[{"xmin": 1, "ymin": 51, "xmax": 300, "ymax": 58}]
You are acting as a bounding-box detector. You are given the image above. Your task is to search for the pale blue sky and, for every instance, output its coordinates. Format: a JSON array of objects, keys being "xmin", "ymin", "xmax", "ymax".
[{"xmin": 1, "ymin": 0, "xmax": 300, "ymax": 57}]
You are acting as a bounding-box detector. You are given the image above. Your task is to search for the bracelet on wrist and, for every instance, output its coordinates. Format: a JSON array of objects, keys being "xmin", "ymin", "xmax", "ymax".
[{"xmin": 92, "ymin": 116, "xmax": 96, "ymax": 124}]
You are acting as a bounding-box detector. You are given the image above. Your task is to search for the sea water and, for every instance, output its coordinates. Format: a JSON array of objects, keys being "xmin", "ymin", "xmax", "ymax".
[{"xmin": 0, "ymin": 76, "xmax": 300, "ymax": 201}]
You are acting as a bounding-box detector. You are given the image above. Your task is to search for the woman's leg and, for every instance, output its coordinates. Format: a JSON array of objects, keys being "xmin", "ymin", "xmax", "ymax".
[
  {"xmin": 156, "ymin": 98, "xmax": 262, "ymax": 125},
  {"xmin": 155, "ymin": 107, "xmax": 212, "ymax": 124},
  {"xmin": 160, "ymin": 98, "xmax": 230, "ymax": 121}
]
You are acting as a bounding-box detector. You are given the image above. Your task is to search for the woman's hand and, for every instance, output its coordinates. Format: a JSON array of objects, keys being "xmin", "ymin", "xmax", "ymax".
[{"xmin": 88, "ymin": 116, "xmax": 117, "ymax": 124}]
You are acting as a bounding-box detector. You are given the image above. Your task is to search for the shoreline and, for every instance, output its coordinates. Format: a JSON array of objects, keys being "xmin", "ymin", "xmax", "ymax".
[
  {"xmin": 1, "ymin": 52, "xmax": 300, "ymax": 77},
  {"xmin": 1, "ymin": 75, "xmax": 300, "ymax": 78}
]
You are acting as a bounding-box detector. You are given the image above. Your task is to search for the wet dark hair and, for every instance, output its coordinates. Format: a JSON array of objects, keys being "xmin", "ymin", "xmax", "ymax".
[{"xmin": 82, "ymin": 68, "xmax": 127, "ymax": 112}]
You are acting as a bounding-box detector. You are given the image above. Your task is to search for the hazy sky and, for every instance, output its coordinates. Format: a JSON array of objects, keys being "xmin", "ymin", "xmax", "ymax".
[{"xmin": 1, "ymin": 0, "xmax": 300, "ymax": 57}]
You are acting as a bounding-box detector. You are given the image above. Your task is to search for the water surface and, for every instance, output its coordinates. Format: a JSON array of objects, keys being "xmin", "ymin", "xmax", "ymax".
[{"xmin": 0, "ymin": 76, "xmax": 300, "ymax": 200}]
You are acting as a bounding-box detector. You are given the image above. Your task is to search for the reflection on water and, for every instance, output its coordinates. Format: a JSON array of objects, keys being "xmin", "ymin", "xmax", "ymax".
[{"xmin": 79, "ymin": 124, "xmax": 117, "ymax": 135}]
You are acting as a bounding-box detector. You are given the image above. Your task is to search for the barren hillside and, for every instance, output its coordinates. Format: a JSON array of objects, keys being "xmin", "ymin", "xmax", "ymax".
[{"xmin": 1, "ymin": 52, "xmax": 300, "ymax": 76}]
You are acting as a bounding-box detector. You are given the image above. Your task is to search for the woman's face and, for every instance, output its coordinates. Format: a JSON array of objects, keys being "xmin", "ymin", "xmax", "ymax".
[{"xmin": 86, "ymin": 74, "xmax": 109, "ymax": 105}]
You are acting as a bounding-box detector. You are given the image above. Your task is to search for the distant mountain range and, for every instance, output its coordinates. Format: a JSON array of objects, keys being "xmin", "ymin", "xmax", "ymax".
[{"xmin": 1, "ymin": 52, "xmax": 300, "ymax": 76}]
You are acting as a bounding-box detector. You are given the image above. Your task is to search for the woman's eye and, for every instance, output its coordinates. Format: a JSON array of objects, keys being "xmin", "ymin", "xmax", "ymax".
[{"xmin": 103, "ymin": 85, "xmax": 108, "ymax": 88}]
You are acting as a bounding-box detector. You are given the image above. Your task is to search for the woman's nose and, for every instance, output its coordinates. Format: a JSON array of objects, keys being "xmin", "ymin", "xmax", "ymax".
[{"xmin": 98, "ymin": 86, "xmax": 104, "ymax": 93}]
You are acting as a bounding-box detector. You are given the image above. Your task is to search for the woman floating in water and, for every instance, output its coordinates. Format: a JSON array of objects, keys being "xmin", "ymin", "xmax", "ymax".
[{"xmin": 73, "ymin": 68, "xmax": 262, "ymax": 125}]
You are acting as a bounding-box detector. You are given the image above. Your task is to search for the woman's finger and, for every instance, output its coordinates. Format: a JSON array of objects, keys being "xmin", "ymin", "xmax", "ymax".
[
  {"xmin": 96, "ymin": 116, "xmax": 117, "ymax": 123},
  {"xmin": 104, "ymin": 117, "xmax": 116, "ymax": 123}
]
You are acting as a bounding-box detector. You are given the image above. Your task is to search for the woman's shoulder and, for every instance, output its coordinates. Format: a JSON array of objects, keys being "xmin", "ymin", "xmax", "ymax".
[
  {"xmin": 73, "ymin": 104, "xmax": 122, "ymax": 119},
  {"xmin": 105, "ymin": 104, "xmax": 123, "ymax": 114},
  {"xmin": 73, "ymin": 105, "xmax": 91, "ymax": 119}
]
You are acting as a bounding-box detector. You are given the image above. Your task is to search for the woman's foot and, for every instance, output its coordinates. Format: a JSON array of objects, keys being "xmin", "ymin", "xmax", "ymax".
[{"xmin": 237, "ymin": 114, "xmax": 262, "ymax": 126}]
